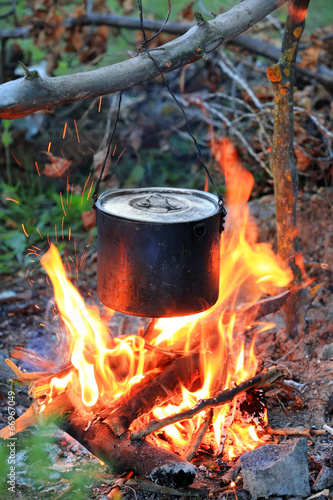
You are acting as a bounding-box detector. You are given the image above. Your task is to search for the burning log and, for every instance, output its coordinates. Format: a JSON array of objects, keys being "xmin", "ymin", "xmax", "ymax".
[
  {"xmin": 105, "ymin": 352, "xmax": 201, "ymax": 436},
  {"xmin": 61, "ymin": 401, "xmax": 197, "ymax": 488},
  {"xmin": 0, "ymin": 354, "xmax": 286, "ymax": 487}
]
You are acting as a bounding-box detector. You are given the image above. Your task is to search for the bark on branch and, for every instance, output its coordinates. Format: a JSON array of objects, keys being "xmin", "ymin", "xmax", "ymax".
[
  {"xmin": 1, "ymin": 11, "xmax": 332, "ymax": 87},
  {"xmin": 0, "ymin": 0, "xmax": 286, "ymax": 119}
]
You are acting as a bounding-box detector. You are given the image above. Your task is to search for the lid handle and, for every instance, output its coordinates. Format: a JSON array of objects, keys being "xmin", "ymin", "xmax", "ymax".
[{"xmin": 136, "ymin": 194, "xmax": 182, "ymax": 212}]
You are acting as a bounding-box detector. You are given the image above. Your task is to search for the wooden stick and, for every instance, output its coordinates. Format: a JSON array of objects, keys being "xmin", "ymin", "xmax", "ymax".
[
  {"xmin": 242, "ymin": 290, "xmax": 291, "ymax": 322},
  {"xmin": 104, "ymin": 352, "xmax": 201, "ymax": 436},
  {"xmin": 10, "ymin": 346, "xmax": 56, "ymax": 371},
  {"xmin": 264, "ymin": 426, "xmax": 325, "ymax": 438},
  {"xmin": 5, "ymin": 358, "xmax": 51, "ymax": 386},
  {"xmin": 131, "ymin": 366, "xmax": 286, "ymax": 440},
  {"xmin": 184, "ymin": 408, "xmax": 213, "ymax": 461}
]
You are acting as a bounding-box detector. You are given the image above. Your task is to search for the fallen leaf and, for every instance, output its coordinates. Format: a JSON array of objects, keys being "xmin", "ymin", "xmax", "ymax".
[{"xmin": 42, "ymin": 153, "xmax": 71, "ymax": 177}]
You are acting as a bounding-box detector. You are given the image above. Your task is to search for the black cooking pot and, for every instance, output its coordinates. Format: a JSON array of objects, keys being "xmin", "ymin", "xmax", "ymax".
[{"xmin": 95, "ymin": 187, "xmax": 224, "ymax": 317}]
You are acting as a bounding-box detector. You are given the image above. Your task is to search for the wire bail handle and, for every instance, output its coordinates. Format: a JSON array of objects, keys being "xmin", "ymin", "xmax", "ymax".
[{"xmin": 92, "ymin": 1, "xmax": 227, "ymax": 232}]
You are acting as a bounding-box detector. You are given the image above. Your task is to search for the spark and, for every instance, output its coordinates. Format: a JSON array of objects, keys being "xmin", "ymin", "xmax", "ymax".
[
  {"xmin": 81, "ymin": 172, "xmax": 91, "ymax": 204},
  {"xmin": 50, "ymin": 158, "xmax": 60, "ymax": 176},
  {"xmin": 112, "ymin": 144, "xmax": 117, "ymax": 156},
  {"xmin": 40, "ymin": 324, "xmax": 45, "ymax": 327},
  {"xmin": 98, "ymin": 96, "xmax": 102, "ymax": 112},
  {"xmin": 66, "ymin": 178, "xmax": 70, "ymax": 207},
  {"xmin": 88, "ymin": 147, "xmax": 95, "ymax": 154},
  {"xmin": 74, "ymin": 119, "xmax": 80, "ymax": 143},
  {"xmin": 62, "ymin": 122, "xmax": 68, "ymax": 139},
  {"xmin": 31, "ymin": 245, "xmax": 41, "ymax": 251},
  {"xmin": 61, "ymin": 216, "xmax": 64, "ymax": 239},
  {"xmin": 34, "ymin": 161, "xmax": 41, "ymax": 176},
  {"xmin": 86, "ymin": 179, "xmax": 94, "ymax": 201},
  {"xmin": 60, "ymin": 192, "xmax": 67, "ymax": 216},
  {"xmin": 35, "ymin": 305, "xmax": 40, "ymax": 309},
  {"xmin": 22, "ymin": 223, "xmax": 29, "ymax": 237},
  {"xmin": 115, "ymin": 147, "xmax": 127, "ymax": 166},
  {"xmin": 6, "ymin": 198, "xmax": 19, "ymax": 204},
  {"xmin": 60, "ymin": 150, "xmax": 70, "ymax": 174},
  {"xmin": 68, "ymin": 227, "xmax": 71, "ymax": 241},
  {"xmin": 10, "ymin": 152, "xmax": 21, "ymax": 165},
  {"xmin": 37, "ymin": 228, "xmax": 44, "ymax": 240},
  {"xmin": 47, "ymin": 142, "xmax": 51, "ymax": 152}
]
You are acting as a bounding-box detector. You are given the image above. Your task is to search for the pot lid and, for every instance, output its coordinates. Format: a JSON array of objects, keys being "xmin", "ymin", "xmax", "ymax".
[{"xmin": 96, "ymin": 187, "xmax": 220, "ymax": 223}]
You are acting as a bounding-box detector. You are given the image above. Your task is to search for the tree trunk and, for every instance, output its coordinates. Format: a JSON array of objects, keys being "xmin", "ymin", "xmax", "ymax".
[{"xmin": 267, "ymin": 0, "xmax": 310, "ymax": 338}]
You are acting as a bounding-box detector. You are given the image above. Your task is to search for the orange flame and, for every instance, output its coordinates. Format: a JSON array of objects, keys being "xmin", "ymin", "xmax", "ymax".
[{"xmin": 40, "ymin": 138, "xmax": 292, "ymax": 458}]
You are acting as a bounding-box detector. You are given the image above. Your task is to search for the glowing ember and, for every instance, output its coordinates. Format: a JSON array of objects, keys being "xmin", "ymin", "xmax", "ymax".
[{"xmin": 40, "ymin": 138, "xmax": 292, "ymax": 459}]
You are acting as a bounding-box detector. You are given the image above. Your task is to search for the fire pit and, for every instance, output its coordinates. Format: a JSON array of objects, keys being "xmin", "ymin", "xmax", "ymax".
[{"xmin": 0, "ymin": 140, "xmax": 296, "ymax": 492}]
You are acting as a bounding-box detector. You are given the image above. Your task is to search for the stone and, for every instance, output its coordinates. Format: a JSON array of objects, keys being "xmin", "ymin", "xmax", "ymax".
[
  {"xmin": 240, "ymin": 438, "xmax": 310, "ymax": 499},
  {"xmin": 313, "ymin": 467, "xmax": 333, "ymax": 492}
]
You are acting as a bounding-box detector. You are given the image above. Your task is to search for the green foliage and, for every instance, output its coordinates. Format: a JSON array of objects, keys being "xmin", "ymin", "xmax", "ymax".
[
  {"xmin": 0, "ymin": 426, "xmax": 104, "ymax": 498},
  {"xmin": 1, "ymin": 120, "xmax": 13, "ymax": 148},
  {"xmin": 0, "ymin": 178, "xmax": 94, "ymax": 274}
]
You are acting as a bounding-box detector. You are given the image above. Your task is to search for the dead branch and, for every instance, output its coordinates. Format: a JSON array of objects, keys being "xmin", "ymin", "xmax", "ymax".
[
  {"xmin": 0, "ymin": 391, "xmax": 197, "ymax": 487},
  {"xmin": 1, "ymin": 9, "xmax": 332, "ymax": 87},
  {"xmin": 131, "ymin": 366, "xmax": 286, "ymax": 440},
  {"xmin": 0, "ymin": 0, "xmax": 286, "ymax": 119},
  {"xmin": 104, "ymin": 352, "xmax": 201, "ymax": 436},
  {"xmin": 264, "ymin": 426, "xmax": 325, "ymax": 438}
]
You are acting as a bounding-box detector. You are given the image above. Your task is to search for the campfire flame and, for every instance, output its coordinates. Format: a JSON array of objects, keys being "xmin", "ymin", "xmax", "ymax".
[{"xmin": 40, "ymin": 138, "xmax": 292, "ymax": 459}]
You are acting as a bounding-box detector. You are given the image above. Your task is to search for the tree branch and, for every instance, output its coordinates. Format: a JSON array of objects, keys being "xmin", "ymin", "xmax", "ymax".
[{"xmin": 0, "ymin": 0, "xmax": 286, "ymax": 119}]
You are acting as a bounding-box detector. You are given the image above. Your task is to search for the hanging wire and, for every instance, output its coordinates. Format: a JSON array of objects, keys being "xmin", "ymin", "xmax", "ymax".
[
  {"xmin": 138, "ymin": 0, "xmax": 172, "ymax": 48},
  {"xmin": 92, "ymin": 1, "xmax": 226, "ymax": 231},
  {"xmin": 136, "ymin": 0, "xmax": 226, "ymax": 215},
  {"xmin": 92, "ymin": 91, "xmax": 123, "ymax": 208}
]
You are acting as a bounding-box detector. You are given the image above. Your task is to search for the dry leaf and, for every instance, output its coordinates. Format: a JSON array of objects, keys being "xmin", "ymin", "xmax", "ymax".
[
  {"xmin": 179, "ymin": 1, "xmax": 195, "ymax": 21},
  {"xmin": 294, "ymin": 146, "xmax": 311, "ymax": 172},
  {"xmin": 299, "ymin": 44, "xmax": 321, "ymax": 70},
  {"xmin": 42, "ymin": 153, "xmax": 71, "ymax": 177}
]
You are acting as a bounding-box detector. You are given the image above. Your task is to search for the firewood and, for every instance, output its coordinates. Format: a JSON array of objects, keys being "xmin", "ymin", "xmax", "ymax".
[
  {"xmin": 64, "ymin": 409, "xmax": 197, "ymax": 488},
  {"xmin": 104, "ymin": 352, "xmax": 201, "ymax": 436},
  {"xmin": 131, "ymin": 366, "xmax": 286, "ymax": 440},
  {"xmin": 10, "ymin": 346, "xmax": 56, "ymax": 371},
  {"xmin": 183, "ymin": 408, "xmax": 213, "ymax": 461},
  {"xmin": 5, "ymin": 358, "xmax": 50, "ymax": 385},
  {"xmin": 0, "ymin": 405, "xmax": 37, "ymax": 439},
  {"xmin": 264, "ymin": 426, "xmax": 325, "ymax": 438}
]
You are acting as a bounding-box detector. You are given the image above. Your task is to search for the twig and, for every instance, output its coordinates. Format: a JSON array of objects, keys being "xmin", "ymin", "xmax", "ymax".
[
  {"xmin": 184, "ymin": 408, "xmax": 213, "ymax": 461},
  {"xmin": 131, "ymin": 366, "xmax": 286, "ymax": 440},
  {"xmin": 0, "ymin": 0, "xmax": 290, "ymax": 119},
  {"xmin": 265, "ymin": 426, "xmax": 325, "ymax": 438},
  {"xmin": 217, "ymin": 56, "xmax": 263, "ymax": 110},
  {"xmin": 323, "ymin": 424, "xmax": 333, "ymax": 436}
]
